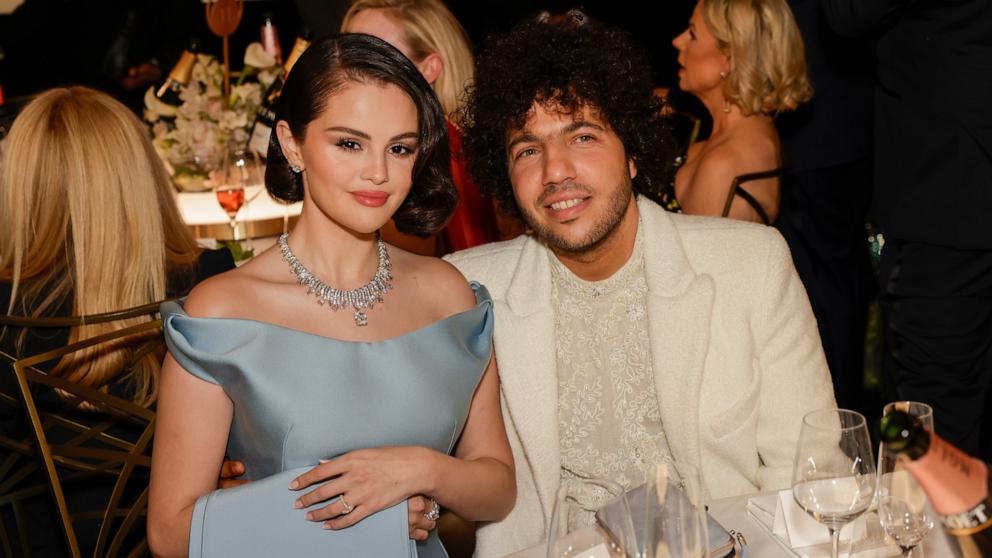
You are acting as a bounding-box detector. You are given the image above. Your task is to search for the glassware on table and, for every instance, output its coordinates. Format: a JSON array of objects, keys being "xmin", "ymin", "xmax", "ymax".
[
  {"xmin": 215, "ymin": 183, "xmax": 246, "ymax": 240},
  {"xmin": 792, "ymin": 409, "xmax": 877, "ymax": 558},
  {"xmin": 547, "ymin": 477, "xmax": 632, "ymax": 558},
  {"xmin": 877, "ymin": 401, "xmax": 935, "ymax": 557},
  {"xmin": 877, "ymin": 448, "xmax": 934, "ymax": 557},
  {"xmin": 642, "ymin": 461, "xmax": 709, "ymax": 558},
  {"xmin": 213, "ymin": 147, "xmax": 260, "ymax": 241}
]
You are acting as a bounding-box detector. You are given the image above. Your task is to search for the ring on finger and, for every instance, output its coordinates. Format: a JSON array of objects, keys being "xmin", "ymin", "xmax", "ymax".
[
  {"xmin": 340, "ymin": 495, "xmax": 354, "ymax": 515},
  {"xmin": 424, "ymin": 497, "xmax": 440, "ymax": 521}
]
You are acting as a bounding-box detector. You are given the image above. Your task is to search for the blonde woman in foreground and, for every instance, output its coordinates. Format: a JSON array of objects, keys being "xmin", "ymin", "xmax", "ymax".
[{"xmin": 0, "ymin": 86, "xmax": 233, "ymax": 556}]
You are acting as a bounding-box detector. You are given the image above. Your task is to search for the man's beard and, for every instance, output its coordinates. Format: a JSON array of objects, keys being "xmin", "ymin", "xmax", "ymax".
[{"xmin": 519, "ymin": 175, "xmax": 633, "ymax": 255}]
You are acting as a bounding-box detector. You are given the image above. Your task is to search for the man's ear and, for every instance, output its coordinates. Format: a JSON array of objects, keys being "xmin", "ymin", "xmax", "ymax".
[
  {"xmin": 416, "ymin": 53, "xmax": 444, "ymax": 86},
  {"xmin": 275, "ymin": 120, "xmax": 302, "ymax": 169},
  {"xmin": 628, "ymin": 158, "xmax": 638, "ymax": 180}
]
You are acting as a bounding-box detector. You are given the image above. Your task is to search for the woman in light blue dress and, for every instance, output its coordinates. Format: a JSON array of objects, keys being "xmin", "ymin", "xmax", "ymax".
[{"xmin": 147, "ymin": 34, "xmax": 515, "ymax": 558}]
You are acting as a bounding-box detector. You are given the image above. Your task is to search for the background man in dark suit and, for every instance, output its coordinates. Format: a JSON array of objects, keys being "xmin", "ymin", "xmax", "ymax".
[
  {"xmin": 823, "ymin": 0, "xmax": 992, "ymax": 460},
  {"xmin": 776, "ymin": 0, "xmax": 875, "ymax": 419}
]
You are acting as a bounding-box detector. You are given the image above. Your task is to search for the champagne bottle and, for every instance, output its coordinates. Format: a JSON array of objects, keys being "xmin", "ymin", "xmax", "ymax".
[
  {"xmin": 260, "ymin": 13, "xmax": 283, "ymax": 66},
  {"xmin": 879, "ymin": 411, "xmax": 992, "ymax": 557},
  {"xmin": 156, "ymin": 38, "xmax": 200, "ymax": 106},
  {"xmin": 247, "ymin": 28, "xmax": 311, "ymax": 157}
]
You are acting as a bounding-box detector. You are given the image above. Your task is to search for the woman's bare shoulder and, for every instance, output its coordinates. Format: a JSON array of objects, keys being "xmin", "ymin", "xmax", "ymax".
[
  {"xmin": 726, "ymin": 121, "xmax": 779, "ymax": 168},
  {"xmin": 184, "ymin": 248, "xmax": 292, "ymax": 319},
  {"xmin": 390, "ymin": 247, "xmax": 477, "ymax": 315}
]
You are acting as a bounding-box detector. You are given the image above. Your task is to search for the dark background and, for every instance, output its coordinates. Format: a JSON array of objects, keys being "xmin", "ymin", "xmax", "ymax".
[{"xmin": 0, "ymin": 0, "xmax": 694, "ymax": 110}]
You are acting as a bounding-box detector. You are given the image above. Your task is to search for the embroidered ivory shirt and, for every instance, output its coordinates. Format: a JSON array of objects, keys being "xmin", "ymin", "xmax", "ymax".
[{"xmin": 550, "ymin": 227, "xmax": 674, "ymax": 512}]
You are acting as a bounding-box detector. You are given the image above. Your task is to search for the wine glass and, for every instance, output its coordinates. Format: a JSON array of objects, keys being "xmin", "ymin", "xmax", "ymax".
[
  {"xmin": 877, "ymin": 401, "xmax": 934, "ymax": 557},
  {"xmin": 233, "ymin": 148, "xmax": 264, "ymax": 245},
  {"xmin": 214, "ymin": 147, "xmax": 255, "ymax": 241},
  {"xmin": 877, "ymin": 447, "xmax": 934, "ymax": 557},
  {"xmin": 642, "ymin": 461, "xmax": 709, "ymax": 558},
  {"xmin": 546, "ymin": 477, "xmax": 632, "ymax": 558},
  {"xmin": 215, "ymin": 182, "xmax": 246, "ymax": 240},
  {"xmin": 792, "ymin": 409, "xmax": 877, "ymax": 558}
]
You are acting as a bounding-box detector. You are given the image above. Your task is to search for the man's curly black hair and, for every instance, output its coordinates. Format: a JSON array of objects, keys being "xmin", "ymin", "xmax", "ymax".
[{"xmin": 457, "ymin": 11, "xmax": 676, "ymax": 219}]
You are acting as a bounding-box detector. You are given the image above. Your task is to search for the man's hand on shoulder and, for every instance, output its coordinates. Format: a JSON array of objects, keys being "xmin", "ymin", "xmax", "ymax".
[{"xmin": 218, "ymin": 459, "xmax": 249, "ymax": 489}]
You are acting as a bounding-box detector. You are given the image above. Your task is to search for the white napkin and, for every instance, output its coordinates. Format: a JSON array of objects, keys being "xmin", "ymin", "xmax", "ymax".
[{"xmin": 746, "ymin": 490, "xmax": 897, "ymax": 558}]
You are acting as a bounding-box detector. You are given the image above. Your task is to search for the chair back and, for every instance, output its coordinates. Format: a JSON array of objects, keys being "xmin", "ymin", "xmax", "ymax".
[
  {"xmin": 0, "ymin": 347, "xmax": 50, "ymax": 558},
  {"xmin": 0, "ymin": 304, "xmax": 164, "ymax": 558},
  {"xmin": 721, "ymin": 168, "xmax": 782, "ymax": 225}
]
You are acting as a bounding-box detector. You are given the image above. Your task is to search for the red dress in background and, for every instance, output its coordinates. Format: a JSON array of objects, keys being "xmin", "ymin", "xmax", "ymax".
[
  {"xmin": 379, "ymin": 122, "xmax": 507, "ymax": 256},
  {"xmin": 443, "ymin": 121, "xmax": 499, "ymax": 252}
]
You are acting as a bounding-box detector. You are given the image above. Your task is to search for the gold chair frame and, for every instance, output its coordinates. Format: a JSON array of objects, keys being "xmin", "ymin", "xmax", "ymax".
[{"xmin": 1, "ymin": 303, "xmax": 166, "ymax": 558}]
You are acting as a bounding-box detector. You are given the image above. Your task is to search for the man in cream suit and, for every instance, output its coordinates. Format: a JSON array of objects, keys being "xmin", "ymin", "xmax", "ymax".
[{"xmin": 447, "ymin": 13, "xmax": 837, "ymax": 558}]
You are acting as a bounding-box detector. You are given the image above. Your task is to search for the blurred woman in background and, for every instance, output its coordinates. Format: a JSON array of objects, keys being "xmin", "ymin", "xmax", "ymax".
[{"xmin": 667, "ymin": 0, "xmax": 811, "ymax": 224}]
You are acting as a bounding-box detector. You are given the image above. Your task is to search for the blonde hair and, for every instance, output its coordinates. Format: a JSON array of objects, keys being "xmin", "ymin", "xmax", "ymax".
[
  {"xmin": 699, "ymin": 0, "xmax": 812, "ymax": 115},
  {"xmin": 342, "ymin": 0, "xmax": 474, "ymax": 119},
  {"xmin": 0, "ymin": 87, "xmax": 201, "ymax": 406}
]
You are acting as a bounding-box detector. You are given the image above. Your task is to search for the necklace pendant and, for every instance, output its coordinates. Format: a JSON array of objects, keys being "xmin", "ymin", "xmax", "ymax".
[{"xmin": 354, "ymin": 310, "xmax": 368, "ymax": 327}]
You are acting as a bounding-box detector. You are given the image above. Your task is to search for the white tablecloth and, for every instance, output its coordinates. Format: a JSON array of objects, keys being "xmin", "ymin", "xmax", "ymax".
[
  {"xmin": 506, "ymin": 491, "xmax": 957, "ymax": 557},
  {"xmin": 707, "ymin": 491, "xmax": 956, "ymax": 558},
  {"xmin": 176, "ymin": 184, "xmax": 301, "ymax": 225}
]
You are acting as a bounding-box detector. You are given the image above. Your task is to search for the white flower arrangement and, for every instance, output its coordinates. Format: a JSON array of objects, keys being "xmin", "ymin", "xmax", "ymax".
[{"xmin": 144, "ymin": 43, "xmax": 278, "ymax": 191}]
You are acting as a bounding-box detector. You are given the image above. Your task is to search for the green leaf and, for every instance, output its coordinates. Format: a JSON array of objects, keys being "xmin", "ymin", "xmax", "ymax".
[{"xmin": 220, "ymin": 240, "xmax": 254, "ymax": 263}]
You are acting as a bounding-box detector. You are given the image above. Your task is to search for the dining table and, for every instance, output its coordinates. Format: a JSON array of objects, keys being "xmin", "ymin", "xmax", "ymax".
[
  {"xmin": 508, "ymin": 490, "xmax": 957, "ymax": 557},
  {"xmin": 707, "ymin": 491, "xmax": 956, "ymax": 558}
]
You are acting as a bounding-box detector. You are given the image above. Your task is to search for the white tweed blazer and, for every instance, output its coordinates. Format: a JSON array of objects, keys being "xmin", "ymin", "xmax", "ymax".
[{"xmin": 445, "ymin": 197, "xmax": 837, "ymax": 558}]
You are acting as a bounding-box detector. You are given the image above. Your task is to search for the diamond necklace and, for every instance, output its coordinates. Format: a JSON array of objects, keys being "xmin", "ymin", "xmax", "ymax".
[{"xmin": 277, "ymin": 232, "xmax": 392, "ymax": 327}]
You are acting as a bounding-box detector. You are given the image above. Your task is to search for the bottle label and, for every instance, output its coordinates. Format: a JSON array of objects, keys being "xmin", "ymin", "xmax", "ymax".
[
  {"xmin": 255, "ymin": 104, "xmax": 275, "ymax": 124},
  {"xmin": 248, "ymin": 122, "xmax": 272, "ymax": 156},
  {"xmin": 905, "ymin": 435, "xmax": 989, "ymax": 516},
  {"xmin": 942, "ymin": 501, "xmax": 992, "ymax": 535}
]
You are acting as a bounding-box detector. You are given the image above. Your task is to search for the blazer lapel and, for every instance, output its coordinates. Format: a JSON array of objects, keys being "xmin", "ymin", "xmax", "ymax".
[
  {"xmin": 496, "ymin": 236, "xmax": 561, "ymax": 521},
  {"xmin": 638, "ymin": 199, "xmax": 715, "ymax": 470}
]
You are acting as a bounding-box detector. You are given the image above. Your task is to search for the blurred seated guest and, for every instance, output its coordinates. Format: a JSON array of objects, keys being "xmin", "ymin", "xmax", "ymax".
[
  {"xmin": 342, "ymin": 0, "xmax": 507, "ymax": 253},
  {"xmin": 0, "ymin": 86, "xmax": 233, "ymax": 398},
  {"xmin": 0, "ymin": 86, "xmax": 233, "ymax": 556},
  {"xmin": 666, "ymin": 0, "xmax": 811, "ymax": 224}
]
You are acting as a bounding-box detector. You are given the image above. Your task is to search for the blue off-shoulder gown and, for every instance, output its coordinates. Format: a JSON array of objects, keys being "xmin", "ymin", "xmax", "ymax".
[{"xmin": 160, "ymin": 283, "xmax": 494, "ymax": 558}]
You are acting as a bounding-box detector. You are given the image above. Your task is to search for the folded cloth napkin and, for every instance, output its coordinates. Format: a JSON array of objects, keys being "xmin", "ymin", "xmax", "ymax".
[{"xmin": 746, "ymin": 491, "xmax": 895, "ymax": 558}]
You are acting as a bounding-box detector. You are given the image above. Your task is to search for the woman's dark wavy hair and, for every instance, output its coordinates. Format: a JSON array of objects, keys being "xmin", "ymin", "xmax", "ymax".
[
  {"xmin": 457, "ymin": 11, "xmax": 675, "ymax": 218},
  {"xmin": 265, "ymin": 33, "xmax": 456, "ymax": 236}
]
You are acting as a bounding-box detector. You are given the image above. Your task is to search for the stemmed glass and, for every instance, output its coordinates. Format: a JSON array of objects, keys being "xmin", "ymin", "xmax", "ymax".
[
  {"xmin": 213, "ymin": 147, "xmax": 257, "ymax": 241},
  {"xmin": 792, "ymin": 409, "xmax": 877, "ymax": 558},
  {"xmin": 877, "ymin": 402, "xmax": 934, "ymax": 557},
  {"xmin": 546, "ymin": 477, "xmax": 632, "ymax": 558}
]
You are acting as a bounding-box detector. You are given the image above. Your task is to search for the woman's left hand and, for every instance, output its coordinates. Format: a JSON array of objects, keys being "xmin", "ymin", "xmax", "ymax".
[{"xmin": 289, "ymin": 446, "xmax": 433, "ymax": 529}]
